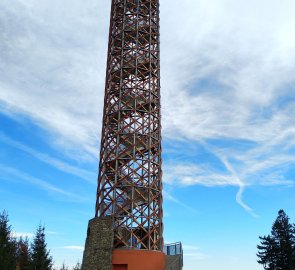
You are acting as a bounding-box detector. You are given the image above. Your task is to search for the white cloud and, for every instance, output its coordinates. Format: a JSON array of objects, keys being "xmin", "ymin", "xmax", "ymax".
[
  {"xmin": 46, "ymin": 231, "xmax": 58, "ymax": 235},
  {"xmin": 62, "ymin": 246, "xmax": 84, "ymax": 251},
  {"xmin": 1, "ymin": 0, "xmax": 293, "ymax": 153},
  {"xmin": 0, "ymin": 132, "xmax": 96, "ymax": 184},
  {"xmin": 12, "ymin": 232, "xmax": 34, "ymax": 238},
  {"xmin": 183, "ymin": 244, "xmax": 208, "ymax": 261},
  {"xmin": 182, "ymin": 245, "xmax": 200, "ymax": 251},
  {"xmin": 184, "ymin": 252, "xmax": 209, "ymax": 260},
  {"xmin": 0, "ymin": 165, "xmax": 86, "ymax": 201},
  {"xmin": 163, "ymin": 190, "xmax": 198, "ymax": 214},
  {"xmin": 160, "ymin": 0, "xmax": 295, "ymax": 145},
  {"xmin": 0, "ymin": 0, "xmax": 111, "ymax": 159}
]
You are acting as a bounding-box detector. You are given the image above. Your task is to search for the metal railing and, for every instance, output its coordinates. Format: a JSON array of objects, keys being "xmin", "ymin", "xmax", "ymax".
[{"xmin": 164, "ymin": 242, "xmax": 183, "ymax": 269}]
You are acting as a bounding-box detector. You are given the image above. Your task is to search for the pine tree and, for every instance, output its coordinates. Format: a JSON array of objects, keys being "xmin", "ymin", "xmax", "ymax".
[
  {"xmin": 272, "ymin": 210, "xmax": 295, "ymax": 269},
  {"xmin": 30, "ymin": 225, "xmax": 53, "ymax": 270},
  {"xmin": 257, "ymin": 235, "xmax": 277, "ymax": 269},
  {"xmin": 16, "ymin": 237, "xmax": 30, "ymax": 270},
  {"xmin": 0, "ymin": 210, "xmax": 17, "ymax": 270},
  {"xmin": 59, "ymin": 262, "xmax": 68, "ymax": 270},
  {"xmin": 72, "ymin": 262, "xmax": 81, "ymax": 270},
  {"xmin": 257, "ymin": 209, "xmax": 295, "ymax": 270}
]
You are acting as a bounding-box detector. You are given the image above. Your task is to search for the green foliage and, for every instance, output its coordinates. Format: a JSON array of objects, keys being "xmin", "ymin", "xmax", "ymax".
[
  {"xmin": 0, "ymin": 210, "xmax": 66, "ymax": 270},
  {"xmin": 16, "ymin": 237, "xmax": 30, "ymax": 270},
  {"xmin": 257, "ymin": 235, "xmax": 278, "ymax": 269},
  {"xmin": 0, "ymin": 210, "xmax": 17, "ymax": 270},
  {"xmin": 72, "ymin": 262, "xmax": 81, "ymax": 270},
  {"xmin": 257, "ymin": 209, "xmax": 295, "ymax": 270},
  {"xmin": 59, "ymin": 262, "xmax": 69, "ymax": 270},
  {"xmin": 30, "ymin": 225, "xmax": 53, "ymax": 270},
  {"xmin": 57, "ymin": 262, "xmax": 81, "ymax": 270}
]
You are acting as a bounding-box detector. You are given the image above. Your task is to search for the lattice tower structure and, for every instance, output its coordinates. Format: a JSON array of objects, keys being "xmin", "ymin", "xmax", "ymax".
[{"xmin": 95, "ymin": 0, "xmax": 163, "ymax": 252}]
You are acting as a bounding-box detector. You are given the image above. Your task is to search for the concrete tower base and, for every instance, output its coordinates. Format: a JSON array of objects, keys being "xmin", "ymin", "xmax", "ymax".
[
  {"xmin": 82, "ymin": 216, "xmax": 166, "ymax": 270},
  {"xmin": 81, "ymin": 217, "xmax": 114, "ymax": 270}
]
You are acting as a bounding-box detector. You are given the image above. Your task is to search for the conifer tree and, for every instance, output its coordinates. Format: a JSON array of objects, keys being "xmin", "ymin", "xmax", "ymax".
[
  {"xmin": 257, "ymin": 235, "xmax": 277, "ymax": 269},
  {"xmin": 16, "ymin": 236, "xmax": 30, "ymax": 270},
  {"xmin": 72, "ymin": 262, "xmax": 81, "ymax": 270},
  {"xmin": 0, "ymin": 210, "xmax": 17, "ymax": 270},
  {"xmin": 30, "ymin": 225, "xmax": 53, "ymax": 270},
  {"xmin": 257, "ymin": 209, "xmax": 295, "ymax": 270},
  {"xmin": 59, "ymin": 262, "xmax": 68, "ymax": 270}
]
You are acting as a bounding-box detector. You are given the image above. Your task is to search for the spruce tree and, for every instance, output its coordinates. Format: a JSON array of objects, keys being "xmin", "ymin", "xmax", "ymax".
[
  {"xmin": 72, "ymin": 262, "xmax": 81, "ymax": 270},
  {"xmin": 30, "ymin": 225, "xmax": 53, "ymax": 270},
  {"xmin": 16, "ymin": 237, "xmax": 30, "ymax": 270},
  {"xmin": 60, "ymin": 262, "xmax": 68, "ymax": 270},
  {"xmin": 257, "ymin": 235, "xmax": 278, "ymax": 269},
  {"xmin": 0, "ymin": 210, "xmax": 17, "ymax": 270},
  {"xmin": 257, "ymin": 209, "xmax": 295, "ymax": 270},
  {"xmin": 272, "ymin": 210, "xmax": 295, "ymax": 269}
]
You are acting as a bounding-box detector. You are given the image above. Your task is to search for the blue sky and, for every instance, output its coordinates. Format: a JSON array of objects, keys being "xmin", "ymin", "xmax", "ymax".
[{"xmin": 1, "ymin": 0, "xmax": 295, "ymax": 269}]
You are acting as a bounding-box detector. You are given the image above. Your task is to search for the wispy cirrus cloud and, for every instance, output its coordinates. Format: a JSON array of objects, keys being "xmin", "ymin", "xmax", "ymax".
[
  {"xmin": 12, "ymin": 232, "xmax": 34, "ymax": 238},
  {"xmin": 0, "ymin": 165, "xmax": 86, "ymax": 201},
  {"xmin": 12, "ymin": 231, "xmax": 58, "ymax": 239},
  {"xmin": 182, "ymin": 244, "xmax": 208, "ymax": 261},
  {"xmin": 62, "ymin": 246, "xmax": 84, "ymax": 251},
  {"xmin": 0, "ymin": 0, "xmax": 110, "ymax": 158},
  {"xmin": 1, "ymin": 1, "xmax": 293, "ymax": 153},
  {"xmin": 163, "ymin": 190, "xmax": 198, "ymax": 214},
  {"xmin": 160, "ymin": 0, "xmax": 295, "ymax": 209},
  {"xmin": 164, "ymin": 139, "xmax": 294, "ymax": 215},
  {"xmin": 0, "ymin": 132, "xmax": 96, "ymax": 184}
]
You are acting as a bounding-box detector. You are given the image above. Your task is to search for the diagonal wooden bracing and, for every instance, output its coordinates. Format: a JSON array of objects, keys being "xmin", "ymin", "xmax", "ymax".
[{"xmin": 95, "ymin": 0, "xmax": 163, "ymax": 251}]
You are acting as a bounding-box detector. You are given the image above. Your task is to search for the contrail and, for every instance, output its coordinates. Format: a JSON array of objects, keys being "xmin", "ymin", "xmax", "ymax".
[{"xmin": 199, "ymin": 140, "xmax": 259, "ymax": 218}]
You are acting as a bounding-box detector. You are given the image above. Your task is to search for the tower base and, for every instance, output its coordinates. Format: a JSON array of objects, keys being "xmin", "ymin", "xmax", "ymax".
[
  {"xmin": 81, "ymin": 217, "xmax": 114, "ymax": 270},
  {"xmin": 112, "ymin": 249, "xmax": 166, "ymax": 270},
  {"xmin": 81, "ymin": 217, "xmax": 166, "ymax": 270}
]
